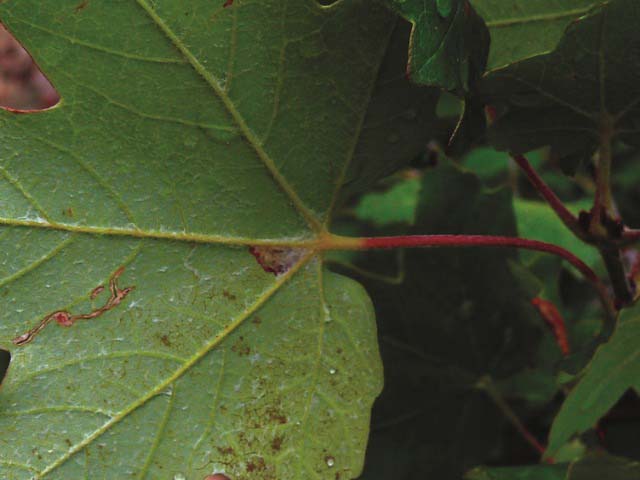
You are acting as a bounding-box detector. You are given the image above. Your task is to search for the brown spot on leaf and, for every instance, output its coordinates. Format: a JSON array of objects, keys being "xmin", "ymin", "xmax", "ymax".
[
  {"xmin": 160, "ymin": 335, "xmax": 171, "ymax": 347},
  {"xmin": 204, "ymin": 475, "xmax": 230, "ymax": 480},
  {"xmin": 249, "ymin": 246, "xmax": 307, "ymax": 275},
  {"xmin": 252, "ymin": 316, "xmax": 262, "ymax": 325},
  {"xmin": 222, "ymin": 290, "xmax": 236, "ymax": 301},
  {"xmin": 246, "ymin": 457, "xmax": 266, "ymax": 472},
  {"xmin": 216, "ymin": 446, "xmax": 234, "ymax": 456},
  {"xmin": 265, "ymin": 405, "xmax": 287, "ymax": 424},
  {"xmin": 223, "ymin": 0, "xmax": 233, "ymax": 7},
  {"xmin": 231, "ymin": 336, "xmax": 250, "ymax": 356},
  {"xmin": 271, "ymin": 436, "xmax": 283, "ymax": 452},
  {"xmin": 74, "ymin": 0, "xmax": 88, "ymax": 12}
]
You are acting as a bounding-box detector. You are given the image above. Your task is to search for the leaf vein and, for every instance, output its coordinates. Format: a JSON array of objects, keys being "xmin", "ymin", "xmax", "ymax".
[{"xmin": 133, "ymin": 0, "xmax": 322, "ymax": 232}]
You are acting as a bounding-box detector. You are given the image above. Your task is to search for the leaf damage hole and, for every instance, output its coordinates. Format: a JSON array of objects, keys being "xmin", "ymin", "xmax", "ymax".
[
  {"xmin": 249, "ymin": 246, "xmax": 308, "ymax": 275},
  {"xmin": 12, "ymin": 266, "xmax": 135, "ymax": 346},
  {"xmin": 0, "ymin": 349, "xmax": 10, "ymax": 388},
  {"xmin": 0, "ymin": 23, "xmax": 60, "ymax": 111}
]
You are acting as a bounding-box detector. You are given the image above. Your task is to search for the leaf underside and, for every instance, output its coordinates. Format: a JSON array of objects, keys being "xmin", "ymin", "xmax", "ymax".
[{"xmin": 0, "ymin": 1, "xmax": 438, "ymax": 478}]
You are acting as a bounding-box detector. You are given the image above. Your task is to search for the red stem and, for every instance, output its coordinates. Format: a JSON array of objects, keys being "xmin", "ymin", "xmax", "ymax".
[
  {"xmin": 361, "ymin": 235, "xmax": 596, "ymax": 281},
  {"xmin": 511, "ymin": 153, "xmax": 586, "ymax": 240},
  {"xmin": 485, "ymin": 107, "xmax": 585, "ymax": 240},
  {"xmin": 353, "ymin": 234, "xmax": 614, "ymax": 317}
]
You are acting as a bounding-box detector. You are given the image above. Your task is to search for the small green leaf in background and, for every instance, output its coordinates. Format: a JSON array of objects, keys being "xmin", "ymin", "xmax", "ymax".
[
  {"xmin": 547, "ymin": 303, "xmax": 640, "ymax": 457},
  {"xmin": 381, "ymin": 0, "xmax": 489, "ymax": 91},
  {"xmin": 515, "ymin": 199, "xmax": 599, "ymax": 268},
  {"xmin": 471, "ymin": 0, "xmax": 602, "ymax": 72},
  {"xmin": 354, "ymin": 176, "xmax": 421, "ymax": 226}
]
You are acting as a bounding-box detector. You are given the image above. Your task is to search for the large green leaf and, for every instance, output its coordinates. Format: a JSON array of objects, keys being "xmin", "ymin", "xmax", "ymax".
[
  {"xmin": 479, "ymin": 0, "xmax": 640, "ymax": 165},
  {"xmin": 0, "ymin": 1, "xmax": 442, "ymax": 477},
  {"xmin": 471, "ymin": 0, "xmax": 603, "ymax": 72},
  {"xmin": 547, "ymin": 303, "xmax": 640, "ymax": 457}
]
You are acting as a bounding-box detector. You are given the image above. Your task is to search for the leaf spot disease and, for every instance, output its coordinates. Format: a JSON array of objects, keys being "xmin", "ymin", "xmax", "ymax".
[
  {"xmin": 204, "ymin": 475, "xmax": 231, "ymax": 480},
  {"xmin": 249, "ymin": 246, "xmax": 308, "ymax": 275},
  {"xmin": 12, "ymin": 267, "xmax": 135, "ymax": 346},
  {"xmin": 74, "ymin": 0, "xmax": 89, "ymax": 12},
  {"xmin": 223, "ymin": 0, "xmax": 233, "ymax": 7}
]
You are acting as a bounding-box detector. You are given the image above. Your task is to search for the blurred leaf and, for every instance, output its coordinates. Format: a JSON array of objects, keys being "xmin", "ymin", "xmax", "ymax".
[
  {"xmin": 467, "ymin": 453, "xmax": 640, "ymax": 480},
  {"xmin": 359, "ymin": 161, "xmax": 543, "ymax": 479},
  {"xmin": 479, "ymin": 0, "xmax": 640, "ymax": 168},
  {"xmin": 472, "ymin": 0, "xmax": 602, "ymax": 72},
  {"xmin": 465, "ymin": 463, "xmax": 567, "ymax": 480},
  {"xmin": 547, "ymin": 303, "xmax": 640, "ymax": 457},
  {"xmin": 354, "ymin": 176, "xmax": 421, "ymax": 226},
  {"xmin": 568, "ymin": 453, "xmax": 640, "ymax": 479},
  {"xmin": 515, "ymin": 199, "xmax": 599, "ymax": 267}
]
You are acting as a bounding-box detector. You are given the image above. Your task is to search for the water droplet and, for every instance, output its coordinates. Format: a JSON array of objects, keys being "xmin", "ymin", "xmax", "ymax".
[
  {"xmin": 325, "ymin": 456, "xmax": 335, "ymax": 467},
  {"xmin": 329, "ymin": 368, "xmax": 337, "ymax": 375}
]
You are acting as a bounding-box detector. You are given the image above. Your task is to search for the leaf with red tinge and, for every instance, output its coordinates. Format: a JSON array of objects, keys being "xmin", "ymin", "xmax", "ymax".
[{"xmin": 531, "ymin": 297, "xmax": 571, "ymax": 356}]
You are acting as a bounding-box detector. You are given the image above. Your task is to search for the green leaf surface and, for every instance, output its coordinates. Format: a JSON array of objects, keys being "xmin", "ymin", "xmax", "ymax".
[
  {"xmin": 358, "ymin": 162, "xmax": 542, "ymax": 479},
  {"xmin": 479, "ymin": 0, "xmax": 640, "ymax": 164},
  {"xmin": 0, "ymin": 0, "xmax": 439, "ymax": 477},
  {"xmin": 472, "ymin": 0, "xmax": 602, "ymax": 72},
  {"xmin": 547, "ymin": 303, "xmax": 640, "ymax": 457},
  {"xmin": 381, "ymin": 0, "xmax": 489, "ymax": 92}
]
